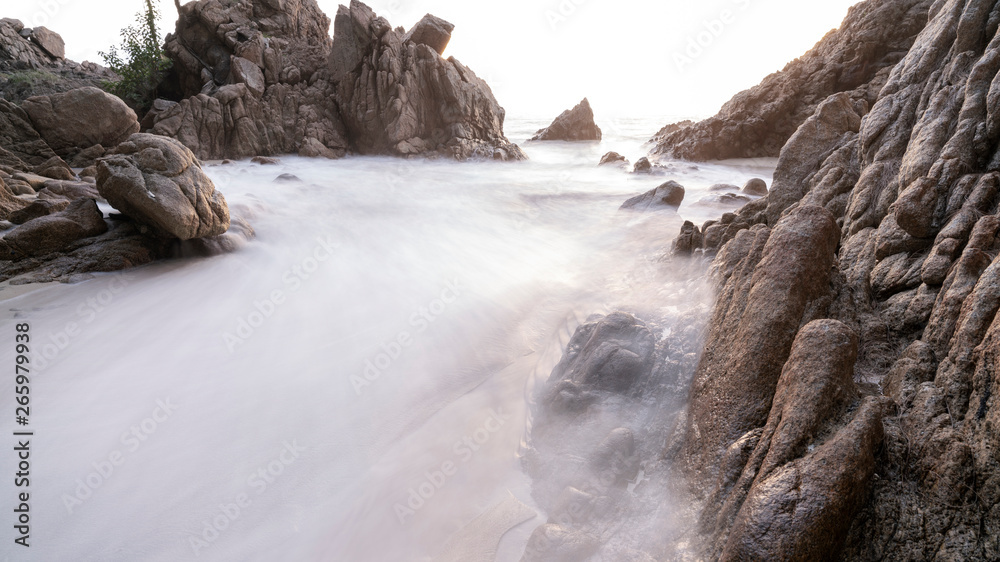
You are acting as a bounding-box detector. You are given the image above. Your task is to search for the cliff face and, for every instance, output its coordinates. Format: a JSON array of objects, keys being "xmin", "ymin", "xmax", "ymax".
[
  {"xmin": 649, "ymin": 0, "xmax": 932, "ymax": 161},
  {"xmin": 670, "ymin": 0, "xmax": 1000, "ymax": 559}
]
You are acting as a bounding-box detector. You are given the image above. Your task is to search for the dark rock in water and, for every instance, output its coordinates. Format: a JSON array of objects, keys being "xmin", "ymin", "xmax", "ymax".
[
  {"xmin": 545, "ymin": 312, "xmax": 656, "ymax": 407},
  {"xmin": 672, "ymin": 220, "xmax": 703, "ymax": 255},
  {"xmin": 251, "ymin": 156, "xmax": 279, "ymax": 165},
  {"xmin": 0, "ymin": 198, "xmax": 107, "ymax": 259},
  {"xmin": 742, "ymin": 178, "xmax": 767, "ymax": 196},
  {"xmin": 275, "ymin": 173, "xmax": 301, "ymax": 183},
  {"xmin": 633, "ymin": 157, "xmax": 652, "ymax": 174},
  {"xmin": 521, "ymin": 524, "xmax": 599, "ymax": 562},
  {"xmin": 598, "ymin": 151, "xmax": 628, "ymax": 168},
  {"xmin": 97, "ymin": 134, "xmax": 230, "ymax": 240},
  {"xmin": 620, "ymin": 181, "xmax": 685, "ymax": 211},
  {"xmin": 530, "ymin": 98, "xmax": 602, "ymax": 142},
  {"xmin": 717, "ymin": 193, "xmax": 751, "ymax": 205},
  {"xmin": 709, "ymin": 183, "xmax": 739, "ymax": 191},
  {"xmin": 649, "ymin": 0, "xmax": 932, "ymax": 161},
  {"xmin": 329, "ymin": 1, "xmax": 524, "ymax": 160},
  {"xmin": 403, "ymin": 14, "xmax": 455, "ymax": 55}
]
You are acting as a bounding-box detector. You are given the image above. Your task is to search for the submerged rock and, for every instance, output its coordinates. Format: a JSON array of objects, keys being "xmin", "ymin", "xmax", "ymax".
[
  {"xmin": 598, "ymin": 151, "xmax": 628, "ymax": 168},
  {"xmin": 530, "ymin": 98, "xmax": 602, "ymax": 142},
  {"xmin": 620, "ymin": 181, "xmax": 685, "ymax": 211},
  {"xmin": 96, "ymin": 134, "xmax": 230, "ymax": 240}
]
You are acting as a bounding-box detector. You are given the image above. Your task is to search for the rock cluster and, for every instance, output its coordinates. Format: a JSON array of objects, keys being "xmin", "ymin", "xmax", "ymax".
[
  {"xmin": 663, "ymin": 0, "xmax": 1000, "ymax": 558},
  {"xmin": 328, "ymin": 1, "xmax": 524, "ymax": 160},
  {"xmin": 0, "ymin": 18, "xmax": 116, "ymax": 104},
  {"xmin": 150, "ymin": 0, "xmax": 523, "ymax": 161},
  {"xmin": 648, "ymin": 0, "xmax": 932, "ymax": 161},
  {"xmin": 530, "ymin": 98, "xmax": 602, "ymax": 142}
]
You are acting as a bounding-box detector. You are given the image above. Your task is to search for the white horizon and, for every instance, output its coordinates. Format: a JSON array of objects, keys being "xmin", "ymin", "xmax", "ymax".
[{"xmin": 5, "ymin": 0, "xmax": 863, "ymax": 122}]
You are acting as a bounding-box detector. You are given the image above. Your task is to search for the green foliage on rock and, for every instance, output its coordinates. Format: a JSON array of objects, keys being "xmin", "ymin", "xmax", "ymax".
[{"xmin": 99, "ymin": 0, "xmax": 172, "ymax": 111}]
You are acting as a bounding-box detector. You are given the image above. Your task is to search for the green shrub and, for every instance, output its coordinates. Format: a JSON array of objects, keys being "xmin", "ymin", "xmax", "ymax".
[{"xmin": 99, "ymin": 0, "xmax": 172, "ymax": 111}]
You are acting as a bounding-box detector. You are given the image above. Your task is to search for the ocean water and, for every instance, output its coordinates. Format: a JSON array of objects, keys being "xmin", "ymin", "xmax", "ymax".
[{"xmin": 0, "ymin": 117, "xmax": 775, "ymax": 561}]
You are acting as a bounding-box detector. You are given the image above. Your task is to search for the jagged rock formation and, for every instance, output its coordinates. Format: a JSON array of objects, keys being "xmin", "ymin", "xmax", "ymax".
[
  {"xmin": 530, "ymin": 98, "xmax": 602, "ymax": 142},
  {"xmin": 152, "ymin": 0, "xmax": 522, "ymax": 161},
  {"xmin": 648, "ymin": 0, "xmax": 933, "ymax": 161},
  {"xmin": 328, "ymin": 1, "xmax": 523, "ymax": 160},
  {"xmin": 667, "ymin": 0, "xmax": 1000, "ymax": 558},
  {"xmin": 0, "ymin": 18, "xmax": 115, "ymax": 104},
  {"xmin": 153, "ymin": 0, "xmax": 348, "ymax": 160}
]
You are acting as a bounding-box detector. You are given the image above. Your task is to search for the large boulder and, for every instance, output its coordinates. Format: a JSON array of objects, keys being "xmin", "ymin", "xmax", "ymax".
[
  {"xmin": 96, "ymin": 134, "xmax": 230, "ymax": 240},
  {"xmin": 649, "ymin": 0, "xmax": 932, "ymax": 161},
  {"xmin": 403, "ymin": 14, "xmax": 455, "ymax": 55},
  {"xmin": 530, "ymin": 98, "xmax": 602, "ymax": 142},
  {"xmin": 28, "ymin": 27, "xmax": 64, "ymax": 60},
  {"xmin": 21, "ymin": 87, "xmax": 139, "ymax": 158},
  {"xmin": 328, "ymin": 0, "xmax": 524, "ymax": 160}
]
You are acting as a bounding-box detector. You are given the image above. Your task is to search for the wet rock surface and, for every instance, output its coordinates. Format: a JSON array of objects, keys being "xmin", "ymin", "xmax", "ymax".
[{"xmin": 619, "ymin": 181, "xmax": 685, "ymax": 212}]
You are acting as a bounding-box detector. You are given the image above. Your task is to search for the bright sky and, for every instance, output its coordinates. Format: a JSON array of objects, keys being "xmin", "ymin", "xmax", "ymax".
[{"xmin": 6, "ymin": 0, "xmax": 862, "ymax": 120}]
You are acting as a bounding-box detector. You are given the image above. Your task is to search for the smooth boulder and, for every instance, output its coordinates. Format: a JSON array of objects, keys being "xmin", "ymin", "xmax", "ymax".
[
  {"xmin": 96, "ymin": 134, "xmax": 230, "ymax": 240},
  {"xmin": 21, "ymin": 87, "xmax": 139, "ymax": 157}
]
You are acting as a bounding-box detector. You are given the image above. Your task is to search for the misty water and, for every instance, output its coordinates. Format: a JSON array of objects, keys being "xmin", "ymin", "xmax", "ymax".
[{"xmin": 2, "ymin": 118, "xmax": 775, "ymax": 561}]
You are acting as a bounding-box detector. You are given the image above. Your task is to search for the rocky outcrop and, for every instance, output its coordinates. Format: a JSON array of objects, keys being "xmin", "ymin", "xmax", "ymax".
[
  {"xmin": 0, "ymin": 198, "xmax": 107, "ymax": 259},
  {"xmin": 153, "ymin": 0, "xmax": 348, "ymax": 160},
  {"xmin": 649, "ymin": 0, "xmax": 932, "ymax": 161},
  {"xmin": 619, "ymin": 181, "xmax": 685, "ymax": 211},
  {"xmin": 665, "ymin": 0, "xmax": 1000, "ymax": 559},
  {"xmin": 21, "ymin": 87, "xmax": 139, "ymax": 159},
  {"xmin": 328, "ymin": 0, "xmax": 523, "ymax": 160},
  {"xmin": 97, "ymin": 134, "xmax": 230, "ymax": 240},
  {"xmin": 152, "ymin": 0, "xmax": 521, "ymax": 161},
  {"xmin": 530, "ymin": 98, "xmax": 602, "ymax": 142},
  {"xmin": 0, "ymin": 18, "xmax": 116, "ymax": 104}
]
